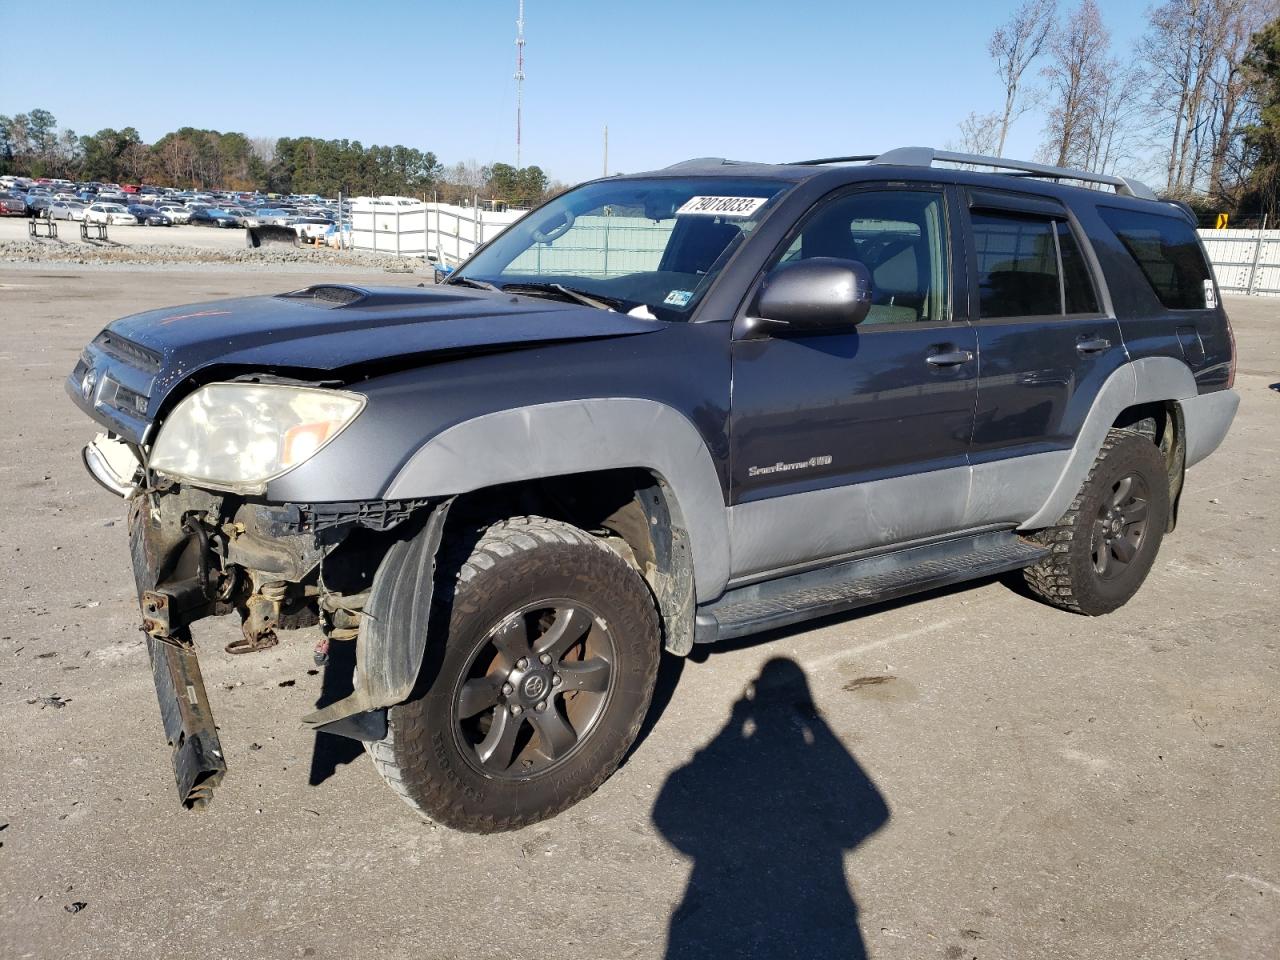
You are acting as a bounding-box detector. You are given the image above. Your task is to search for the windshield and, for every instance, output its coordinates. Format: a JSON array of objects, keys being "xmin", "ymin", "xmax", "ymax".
[{"xmin": 450, "ymin": 176, "xmax": 791, "ymax": 320}]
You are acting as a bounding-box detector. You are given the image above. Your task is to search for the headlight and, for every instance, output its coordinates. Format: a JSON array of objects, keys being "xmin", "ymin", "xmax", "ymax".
[{"xmin": 149, "ymin": 383, "xmax": 365, "ymax": 493}]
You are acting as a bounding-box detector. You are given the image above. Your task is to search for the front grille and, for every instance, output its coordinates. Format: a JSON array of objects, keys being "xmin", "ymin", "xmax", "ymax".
[{"xmin": 92, "ymin": 331, "xmax": 162, "ymax": 373}]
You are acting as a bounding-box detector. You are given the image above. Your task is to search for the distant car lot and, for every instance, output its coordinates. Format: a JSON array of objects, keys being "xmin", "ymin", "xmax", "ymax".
[
  {"xmin": 1, "ymin": 175, "xmax": 348, "ymax": 243},
  {"xmin": 0, "ymin": 213, "xmax": 255, "ymax": 251}
]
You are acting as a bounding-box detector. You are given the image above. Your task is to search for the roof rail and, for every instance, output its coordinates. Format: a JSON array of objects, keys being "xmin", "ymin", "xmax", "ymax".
[{"xmin": 791, "ymin": 147, "xmax": 1157, "ymax": 200}]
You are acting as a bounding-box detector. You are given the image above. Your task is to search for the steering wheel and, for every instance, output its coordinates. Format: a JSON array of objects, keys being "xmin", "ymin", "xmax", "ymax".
[{"xmin": 531, "ymin": 209, "xmax": 575, "ymax": 244}]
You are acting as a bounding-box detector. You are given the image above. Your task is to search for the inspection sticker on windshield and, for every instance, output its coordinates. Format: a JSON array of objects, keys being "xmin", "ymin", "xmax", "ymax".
[
  {"xmin": 664, "ymin": 290, "xmax": 693, "ymax": 306},
  {"xmin": 676, "ymin": 196, "xmax": 766, "ymax": 217}
]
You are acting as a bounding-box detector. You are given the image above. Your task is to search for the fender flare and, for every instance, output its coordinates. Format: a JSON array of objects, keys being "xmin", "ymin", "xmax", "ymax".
[
  {"xmin": 382, "ymin": 398, "xmax": 732, "ymax": 601},
  {"xmin": 1020, "ymin": 356, "xmax": 1198, "ymax": 530}
]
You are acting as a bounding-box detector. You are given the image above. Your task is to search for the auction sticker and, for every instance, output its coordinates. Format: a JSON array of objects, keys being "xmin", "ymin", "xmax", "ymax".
[{"xmin": 676, "ymin": 196, "xmax": 766, "ymax": 217}]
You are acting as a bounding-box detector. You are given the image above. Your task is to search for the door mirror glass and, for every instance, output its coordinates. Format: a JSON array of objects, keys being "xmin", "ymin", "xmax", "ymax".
[{"xmin": 750, "ymin": 257, "xmax": 873, "ymax": 335}]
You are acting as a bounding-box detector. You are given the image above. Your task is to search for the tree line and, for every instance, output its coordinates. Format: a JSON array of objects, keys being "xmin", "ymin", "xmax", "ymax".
[
  {"xmin": 0, "ymin": 114, "xmax": 557, "ymax": 206},
  {"xmin": 957, "ymin": 0, "xmax": 1280, "ymax": 221}
]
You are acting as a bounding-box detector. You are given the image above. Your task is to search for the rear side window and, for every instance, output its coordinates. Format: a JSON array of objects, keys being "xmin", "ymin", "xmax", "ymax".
[
  {"xmin": 970, "ymin": 211, "xmax": 1098, "ymax": 318},
  {"xmin": 1098, "ymin": 207, "xmax": 1212, "ymax": 309},
  {"xmin": 1058, "ymin": 222, "xmax": 1099, "ymax": 314}
]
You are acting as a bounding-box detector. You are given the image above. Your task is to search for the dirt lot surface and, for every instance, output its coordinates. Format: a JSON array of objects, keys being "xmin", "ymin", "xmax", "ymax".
[{"xmin": 0, "ymin": 264, "xmax": 1276, "ymax": 960}]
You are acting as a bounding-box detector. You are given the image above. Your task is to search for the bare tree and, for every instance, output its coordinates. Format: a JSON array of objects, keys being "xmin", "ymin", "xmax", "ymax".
[
  {"xmin": 1082, "ymin": 61, "xmax": 1149, "ymax": 176},
  {"xmin": 951, "ymin": 111, "xmax": 1004, "ymax": 155},
  {"xmin": 1206, "ymin": 0, "xmax": 1280, "ymax": 196},
  {"xmin": 250, "ymin": 136, "xmax": 277, "ymax": 166},
  {"xmin": 1041, "ymin": 0, "xmax": 1111, "ymax": 169},
  {"xmin": 989, "ymin": 0, "xmax": 1058, "ymax": 155}
]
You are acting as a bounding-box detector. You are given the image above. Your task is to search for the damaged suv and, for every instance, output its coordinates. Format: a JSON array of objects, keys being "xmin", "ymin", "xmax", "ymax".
[{"xmin": 69, "ymin": 148, "xmax": 1239, "ymax": 832}]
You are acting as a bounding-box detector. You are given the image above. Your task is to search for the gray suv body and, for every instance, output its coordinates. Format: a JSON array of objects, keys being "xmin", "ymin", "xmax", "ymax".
[{"xmin": 68, "ymin": 148, "xmax": 1239, "ymax": 831}]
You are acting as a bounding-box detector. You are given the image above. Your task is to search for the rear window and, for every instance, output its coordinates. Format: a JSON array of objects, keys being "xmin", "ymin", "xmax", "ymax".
[{"xmin": 1098, "ymin": 207, "xmax": 1212, "ymax": 309}]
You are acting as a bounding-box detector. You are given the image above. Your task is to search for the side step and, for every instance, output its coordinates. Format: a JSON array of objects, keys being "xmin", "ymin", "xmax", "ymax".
[{"xmin": 697, "ymin": 530, "xmax": 1049, "ymax": 643}]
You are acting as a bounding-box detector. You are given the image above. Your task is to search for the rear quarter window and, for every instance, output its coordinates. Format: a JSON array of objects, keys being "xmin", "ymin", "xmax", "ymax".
[{"xmin": 1098, "ymin": 207, "xmax": 1213, "ymax": 310}]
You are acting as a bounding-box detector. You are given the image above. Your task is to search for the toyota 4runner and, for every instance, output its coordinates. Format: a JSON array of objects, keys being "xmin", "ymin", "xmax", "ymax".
[{"xmin": 68, "ymin": 147, "xmax": 1239, "ymax": 832}]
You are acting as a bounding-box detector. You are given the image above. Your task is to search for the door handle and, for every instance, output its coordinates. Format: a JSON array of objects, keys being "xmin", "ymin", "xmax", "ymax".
[
  {"xmin": 1076, "ymin": 337, "xmax": 1111, "ymax": 355},
  {"xmin": 926, "ymin": 349, "xmax": 974, "ymax": 367}
]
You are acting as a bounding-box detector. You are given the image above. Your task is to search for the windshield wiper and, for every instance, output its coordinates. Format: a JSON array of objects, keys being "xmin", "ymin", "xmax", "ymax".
[
  {"xmin": 501, "ymin": 282, "xmax": 623, "ymax": 311},
  {"xmin": 448, "ymin": 276, "xmax": 500, "ymax": 291}
]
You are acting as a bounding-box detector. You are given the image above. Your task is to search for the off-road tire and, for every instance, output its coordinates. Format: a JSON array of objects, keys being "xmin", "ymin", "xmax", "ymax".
[
  {"xmin": 367, "ymin": 516, "xmax": 661, "ymax": 832},
  {"xmin": 1024, "ymin": 428, "xmax": 1170, "ymax": 615}
]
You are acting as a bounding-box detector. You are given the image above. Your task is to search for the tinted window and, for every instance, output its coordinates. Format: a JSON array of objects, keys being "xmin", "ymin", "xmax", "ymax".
[
  {"xmin": 971, "ymin": 211, "xmax": 1061, "ymax": 318},
  {"xmin": 774, "ymin": 189, "xmax": 949, "ymax": 324},
  {"xmin": 1057, "ymin": 221, "xmax": 1099, "ymax": 314},
  {"xmin": 1098, "ymin": 207, "xmax": 1212, "ymax": 309}
]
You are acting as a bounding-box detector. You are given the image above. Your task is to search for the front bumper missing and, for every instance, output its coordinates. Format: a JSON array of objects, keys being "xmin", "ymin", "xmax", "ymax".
[
  {"xmin": 120, "ymin": 481, "xmax": 452, "ymax": 808},
  {"xmin": 147, "ymin": 634, "xmax": 226, "ymax": 808},
  {"xmin": 129, "ymin": 492, "xmax": 231, "ymax": 808}
]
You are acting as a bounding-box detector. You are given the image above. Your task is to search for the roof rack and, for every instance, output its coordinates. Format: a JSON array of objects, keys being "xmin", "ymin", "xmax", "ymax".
[{"xmin": 791, "ymin": 147, "xmax": 1157, "ymax": 201}]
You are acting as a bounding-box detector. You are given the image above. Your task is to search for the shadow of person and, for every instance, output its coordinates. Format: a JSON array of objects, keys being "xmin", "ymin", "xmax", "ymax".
[{"xmin": 652, "ymin": 657, "xmax": 889, "ymax": 960}]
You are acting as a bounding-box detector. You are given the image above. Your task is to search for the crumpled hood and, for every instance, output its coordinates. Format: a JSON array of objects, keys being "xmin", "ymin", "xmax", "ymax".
[
  {"xmin": 115, "ymin": 283, "xmax": 661, "ymax": 380},
  {"xmin": 69, "ymin": 283, "xmax": 663, "ymax": 443}
]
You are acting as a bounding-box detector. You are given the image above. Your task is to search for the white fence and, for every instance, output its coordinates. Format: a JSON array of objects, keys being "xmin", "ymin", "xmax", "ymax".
[
  {"xmin": 349, "ymin": 200, "xmax": 527, "ymax": 264},
  {"xmin": 1198, "ymin": 228, "xmax": 1280, "ymax": 298}
]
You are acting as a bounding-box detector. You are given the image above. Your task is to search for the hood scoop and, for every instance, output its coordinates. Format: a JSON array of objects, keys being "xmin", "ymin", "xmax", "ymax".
[{"xmin": 277, "ymin": 284, "xmax": 476, "ymax": 309}]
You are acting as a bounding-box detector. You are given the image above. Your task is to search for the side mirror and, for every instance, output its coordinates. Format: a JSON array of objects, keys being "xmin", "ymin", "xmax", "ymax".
[{"xmin": 745, "ymin": 257, "xmax": 873, "ymax": 337}]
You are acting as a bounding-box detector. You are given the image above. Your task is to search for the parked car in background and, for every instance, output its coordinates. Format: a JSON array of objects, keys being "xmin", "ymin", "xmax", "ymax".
[
  {"xmin": 84, "ymin": 203, "xmax": 138, "ymax": 226},
  {"xmin": 221, "ymin": 206, "xmax": 254, "ymax": 227},
  {"xmin": 189, "ymin": 207, "xmax": 240, "ymax": 228},
  {"xmin": 251, "ymin": 208, "xmax": 294, "ymax": 226},
  {"xmin": 155, "ymin": 204, "xmax": 192, "ymax": 224},
  {"xmin": 0, "ymin": 195, "xmax": 27, "ymax": 216},
  {"xmin": 126, "ymin": 204, "xmax": 173, "ymax": 226},
  {"xmin": 291, "ymin": 216, "xmax": 333, "ymax": 243},
  {"xmin": 24, "ymin": 194, "xmax": 54, "ymax": 218},
  {"xmin": 49, "ymin": 200, "xmax": 88, "ymax": 221}
]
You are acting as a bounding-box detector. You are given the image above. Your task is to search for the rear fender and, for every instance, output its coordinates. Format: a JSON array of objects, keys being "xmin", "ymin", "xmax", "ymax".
[{"xmin": 1021, "ymin": 357, "xmax": 1198, "ymax": 530}]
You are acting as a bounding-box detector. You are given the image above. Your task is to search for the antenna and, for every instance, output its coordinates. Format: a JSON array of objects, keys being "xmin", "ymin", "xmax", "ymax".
[{"xmin": 514, "ymin": 0, "xmax": 526, "ymax": 168}]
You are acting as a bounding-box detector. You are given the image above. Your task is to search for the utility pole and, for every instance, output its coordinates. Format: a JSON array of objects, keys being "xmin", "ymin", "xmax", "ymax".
[
  {"xmin": 603, "ymin": 125, "xmax": 608, "ymax": 177},
  {"xmin": 515, "ymin": 0, "xmax": 526, "ymax": 169}
]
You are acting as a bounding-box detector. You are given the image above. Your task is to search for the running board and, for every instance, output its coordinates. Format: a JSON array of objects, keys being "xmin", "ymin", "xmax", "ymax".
[{"xmin": 696, "ymin": 530, "xmax": 1049, "ymax": 643}]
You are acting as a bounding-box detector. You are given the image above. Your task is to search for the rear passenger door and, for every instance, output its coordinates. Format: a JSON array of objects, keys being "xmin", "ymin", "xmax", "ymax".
[{"xmin": 963, "ymin": 190, "xmax": 1126, "ymax": 492}]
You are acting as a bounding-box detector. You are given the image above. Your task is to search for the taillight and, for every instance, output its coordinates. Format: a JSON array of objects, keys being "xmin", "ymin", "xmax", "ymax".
[{"xmin": 1225, "ymin": 311, "xmax": 1236, "ymax": 389}]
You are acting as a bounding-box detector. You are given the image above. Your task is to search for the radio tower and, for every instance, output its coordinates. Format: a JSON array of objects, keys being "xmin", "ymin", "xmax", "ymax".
[{"xmin": 515, "ymin": 0, "xmax": 526, "ymax": 168}]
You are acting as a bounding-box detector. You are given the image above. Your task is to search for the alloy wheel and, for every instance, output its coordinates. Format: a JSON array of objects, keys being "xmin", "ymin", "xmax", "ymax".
[
  {"xmin": 452, "ymin": 599, "xmax": 615, "ymax": 780},
  {"xmin": 1091, "ymin": 473, "xmax": 1151, "ymax": 578}
]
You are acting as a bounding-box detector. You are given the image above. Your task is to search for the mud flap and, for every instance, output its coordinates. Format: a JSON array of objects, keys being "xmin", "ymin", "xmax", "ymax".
[
  {"xmin": 301, "ymin": 497, "xmax": 453, "ymax": 736},
  {"xmin": 147, "ymin": 633, "xmax": 226, "ymax": 808},
  {"xmin": 246, "ymin": 224, "xmax": 299, "ymax": 249}
]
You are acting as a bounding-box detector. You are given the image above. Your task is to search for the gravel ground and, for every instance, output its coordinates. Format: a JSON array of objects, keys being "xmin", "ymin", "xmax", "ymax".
[{"xmin": 0, "ymin": 264, "xmax": 1276, "ymax": 960}]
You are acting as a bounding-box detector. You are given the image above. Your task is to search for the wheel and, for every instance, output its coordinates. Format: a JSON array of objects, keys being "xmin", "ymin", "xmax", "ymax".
[
  {"xmin": 367, "ymin": 515, "xmax": 660, "ymax": 832},
  {"xmin": 1023, "ymin": 428, "xmax": 1170, "ymax": 615}
]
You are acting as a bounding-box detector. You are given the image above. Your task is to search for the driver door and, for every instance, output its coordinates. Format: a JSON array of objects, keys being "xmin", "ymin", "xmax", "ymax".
[{"xmin": 727, "ymin": 185, "xmax": 978, "ymax": 579}]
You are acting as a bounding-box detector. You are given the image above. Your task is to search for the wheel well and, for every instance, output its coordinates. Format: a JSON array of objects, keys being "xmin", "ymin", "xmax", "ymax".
[
  {"xmin": 448, "ymin": 469, "xmax": 697, "ymax": 655},
  {"xmin": 1111, "ymin": 401, "xmax": 1185, "ymax": 531}
]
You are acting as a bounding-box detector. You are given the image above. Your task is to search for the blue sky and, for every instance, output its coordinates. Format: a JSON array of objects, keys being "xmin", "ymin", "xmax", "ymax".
[{"xmin": 0, "ymin": 0, "xmax": 1155, "ymax": 184}]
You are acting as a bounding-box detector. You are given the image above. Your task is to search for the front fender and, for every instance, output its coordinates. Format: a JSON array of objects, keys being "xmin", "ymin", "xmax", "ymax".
[{"xmin": 383, "ymin": 398, "xmax": 731, "ymax": 602}]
